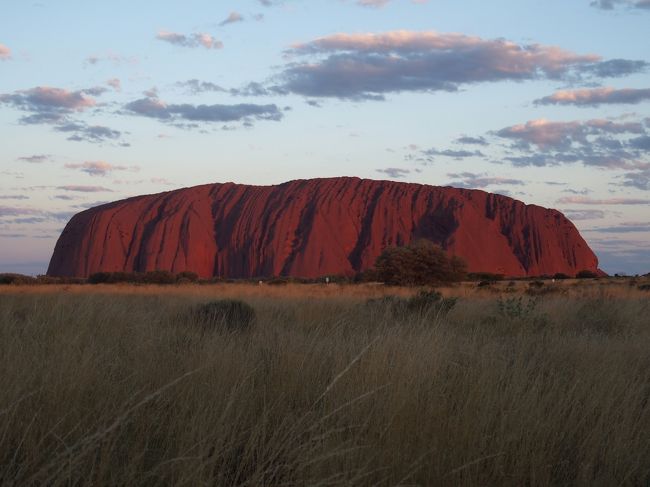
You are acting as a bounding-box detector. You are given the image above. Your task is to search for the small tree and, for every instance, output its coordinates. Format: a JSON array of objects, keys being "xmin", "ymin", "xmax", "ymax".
[
  {"xmin": 576, "ymin": 269, "xmax": 598, "ymax": 279},
  {"xmin": 373, "ymin": 240, "xmax": 467, "ymax": 286}
]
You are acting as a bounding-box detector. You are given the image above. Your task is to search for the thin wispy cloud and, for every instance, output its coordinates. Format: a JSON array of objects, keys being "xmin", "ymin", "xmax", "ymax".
[
  {"xmin": 356, "ymin": 0, "xmax": 428, "ymax": 7},
  {"xmin": 0, "ymin": 195, "xmax": 29, "ymax": 200},
  {"xmin": 64, "ymin": 161, "xmax": 136, "ymax": 177},
  {"xmin": 376, "ymin": 167, "xmax": 411, "ymax": 178},
  {"xmin": 57, "ymin": 185, "xmax": 114, "ymax": 193},
  {"xmin": 590, "ymin": 0, "xmax": 650, "ymax": 10},
  {"xmin": 446, "ymin": 172, "xmax": 525, "ymax": 189},
  {"xmin": 556, "ymin": 196, "xmax": 650, "ymax": 204},
  {"xmin": 562, "ymin": 209, "xmax": 606, "ymax": 220},
  {"xmin": 84, "ymin": 52, "xmax": 137, "ymax": 66},
  {"xmin": 156, "ymin": 31, "xmax": 223, "ymax": 49},
  {"xmin": 176, "ymin": 79, "xmax": 225, "ymax": 94},
  {"xmin": 17, "ymin": 154, "xmax": 52, "ymax": 163}
]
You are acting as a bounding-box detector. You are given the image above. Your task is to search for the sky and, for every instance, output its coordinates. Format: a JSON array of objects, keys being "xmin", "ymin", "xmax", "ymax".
[{"xmin": 1, "ymin": 0, "xmax": 649, "ymax": 276}]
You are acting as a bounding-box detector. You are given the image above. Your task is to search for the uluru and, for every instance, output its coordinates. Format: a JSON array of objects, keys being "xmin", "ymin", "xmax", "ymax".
[{"xmin": 47, "ymin": 177, "xmax": 600, "ymax": 279}]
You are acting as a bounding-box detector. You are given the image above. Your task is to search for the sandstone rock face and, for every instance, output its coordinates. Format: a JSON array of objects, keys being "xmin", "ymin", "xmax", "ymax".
[{"xmin": 47, "ymin": 177, "xmax": 601, "ymax": 278}]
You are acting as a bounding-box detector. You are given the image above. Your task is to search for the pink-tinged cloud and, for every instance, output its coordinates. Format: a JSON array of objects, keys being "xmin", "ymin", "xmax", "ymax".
[
  {"xmin": 57, "ymin": 185, "xmax": 114, "ymax": 192},
  {"xmin": 357, "ymin": 0, "xmax": 391, "ymax": 7},
  {"xmin": 356, "ymin": 0, "xmax": 428, "ymax": 6},
  {"xmin": 536, "ymin": 87, "xmax": 650, "ymax": 106},
  {"xmin": 156, "ymin": 31, "xmax": 223, "ymax": 49},
  {"xmin": 0, "ymin": 86, "xmax": 98, "ymax": 112},
  {"xmin": 107, "ymin": 78, "xmax": 121, "ymax": 91},
  {"xmin": 556, "ymin": 196, "xmax": 650, "ymax": 205},
  {"xmin": 64, "ymin": 161, "xmax": 135, "ymax": 177},
  {"xmin": 496, "ymin": 118, "xmax": 644, "ymax": 150},
  {"xmin": 219, "ymin": 11, "xmax": 244, "ymax": 25},
  {"xmin": 289, "ymin": 31, "xmax": 599, "ymax": 68},
  {"xmin": 84, "ymin": 52, "xmax": 138, "ymax": 66},
  {"xmin": 278, "ymin": 30, "xmax": 636, "ymax": 99},
  {"xmin": 0, "ymin": 43, "xmax": 10, "ymax": 60}
]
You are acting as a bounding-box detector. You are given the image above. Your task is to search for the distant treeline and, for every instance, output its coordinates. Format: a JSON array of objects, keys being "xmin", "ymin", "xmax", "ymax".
[{"xmin": 0, "ymin": 241, "xmax": 633, "ymax": 286}]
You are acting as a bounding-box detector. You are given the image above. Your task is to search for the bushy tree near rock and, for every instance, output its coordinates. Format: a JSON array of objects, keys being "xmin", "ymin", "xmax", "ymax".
[{"xmin": 373, "ymin": 240, "xmax": 467, "ymax": 286}]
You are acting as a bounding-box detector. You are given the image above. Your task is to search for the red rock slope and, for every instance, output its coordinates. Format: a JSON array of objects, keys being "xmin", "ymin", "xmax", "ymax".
[{"xmin": 47, "ymin": 177, "xmax": 601, "ymax": 278}]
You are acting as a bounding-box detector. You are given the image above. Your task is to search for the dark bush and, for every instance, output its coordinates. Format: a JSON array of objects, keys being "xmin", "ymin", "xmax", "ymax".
[
  {"xmin": 373, "ymin": 240, "xmax": 467, "ymax": 286},
  {"xmin": 467, "ymin": 272, "xmax": 504, "ymax": 282},
  {"xmin": 477, "ymin": 280, "xmax": 493, "ymax": 288},
  {"xmin": 639, "ymin": 284, "xmax": 650, "ymax": 291},
  {"xmin": 0, "ymin": 273, "xmax": 37, "ymax": 285},
  {"xmin": 142, "ymin": 270, "xmax": 176, "ymax": 284},
  {"xmin": 576, "ymin": 270, "xmax": 598, "ymax": 279},
  {"xmin": 176, "ymin": 271, "xmax": 199, "ymax": 283},
  {"xmin": 553, "ymin": 273, "xmax": 570, "ymax": 280},
  {"xmin": 528, "ymin": 280, "xmax": 544, "ymax": 288},
  {"xmin": 194, "ymin": 300, "xmax": 256, "ymax": 332}
]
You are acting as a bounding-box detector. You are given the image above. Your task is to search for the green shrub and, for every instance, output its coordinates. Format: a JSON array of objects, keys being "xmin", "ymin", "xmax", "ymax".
[
  {"xmin": 194, "ymin": 300, "xmax": 256, "ymax": 332},
  {"xmin": 373, "ymin": 240, "xmax": 467, "ymax": 286}
]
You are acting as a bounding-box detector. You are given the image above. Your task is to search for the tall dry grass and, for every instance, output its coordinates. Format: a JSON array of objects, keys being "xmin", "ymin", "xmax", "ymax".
[{"xmin": 0, "ymin": 282, "xmax": 649, "ymax": 486}]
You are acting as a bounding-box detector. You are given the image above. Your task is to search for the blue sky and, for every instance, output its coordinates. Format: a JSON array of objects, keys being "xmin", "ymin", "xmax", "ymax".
[{"xmin": 1, "ymin": 0, "xmax": 649, "ymax": 275}]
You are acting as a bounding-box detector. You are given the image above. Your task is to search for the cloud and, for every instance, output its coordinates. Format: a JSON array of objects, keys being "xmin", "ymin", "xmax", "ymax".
[
  {"xmin": 591, "ymin": 0, "xmax": 650, "ymax": 10},
  {"xmin": 622, "ymin": 167, "xmax": 650, "ymax": 190},
  {"xmin": 156, "ymin": 31, "xmax": 223, "ymax": 50},
  {"xmin": 278, "ymin": 30, "xmax": 645, "ymax": 100},
  {"xmin": 355, "ymin": 0, "xmax": 429, "ymax": 6},
  {"xmin": 0, "ymin": 43, "xmax": 10, "ymax": 60},
  {"xmin": 57, "ymin": 185, "xmax": 114, "ymax": 193},
  {"xmin": 176, "ymin": 79, "xmax": 225, "ymax": 94},
  {"xmin": 0, "ymin": 86, "xmax": 99, "ymax": 113},
  {"xmin": 586, "ymin": 222, "xmax": 650, "ymax": 232},
  {"xmin": 64, "ymin": 161, "xmax": 136, "ymax": 177},
  {"xmin": 423, "ymin": 147, "xmax": 485, "ymax": 159},
  {"xmin": 536, "ymin": 87, "xmax": 650, "ymax": 106},
  {"xmin": 17, "ymin": 154, "xmax": 52, "ymax": 163},
  {"xmin": 125, "ymin": 95, "xmax": 283, "ymax": 124},
  {"xmin": 357, "ymin": 0, "xmax": 391, "ymax": 6},
  {"xmin": 219, "ymin": 11, "xmax": 244, "ymax": 26},
  {"xmin": 494, "ymin": 117, "xmax": 650, "ymax": 170},
  {"xmin": 562, "ymin": 209, "xmax": 606, "ymax": 220},
  {"xmin": 556, "ymin": 196, "xmax": 650, "ymax": 204},
  {"xmin": 84, "ymin": 52, "xmax": 137, "ymax": 66},
  {"xmin": 376, "ymin": 167, "xmax": 410, "ymax": 178},
  {"xmin": 0, "ymin": 205, "xmax": 75, "ymax": 222},
  {"xmin": 497, "ymin": 118, "xmax": 645, "ymax": 150},
  {"xmin": 455, "ymin": 135, "xmax": 488, "ymax": 146},
  {"xmin": 446, "ymin": 172, "xmax": 525, "ymax": 189},
  {"xmin": 54, "ymin": 122, "xmax": 123, "ymax": 143},
  {"xmin": 0, "ymin": 195, "xmax": 29, "ymax": 200},
  {"xmin": 107, "ymin": 78, "xmax": 121, "ymax": 91}
]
